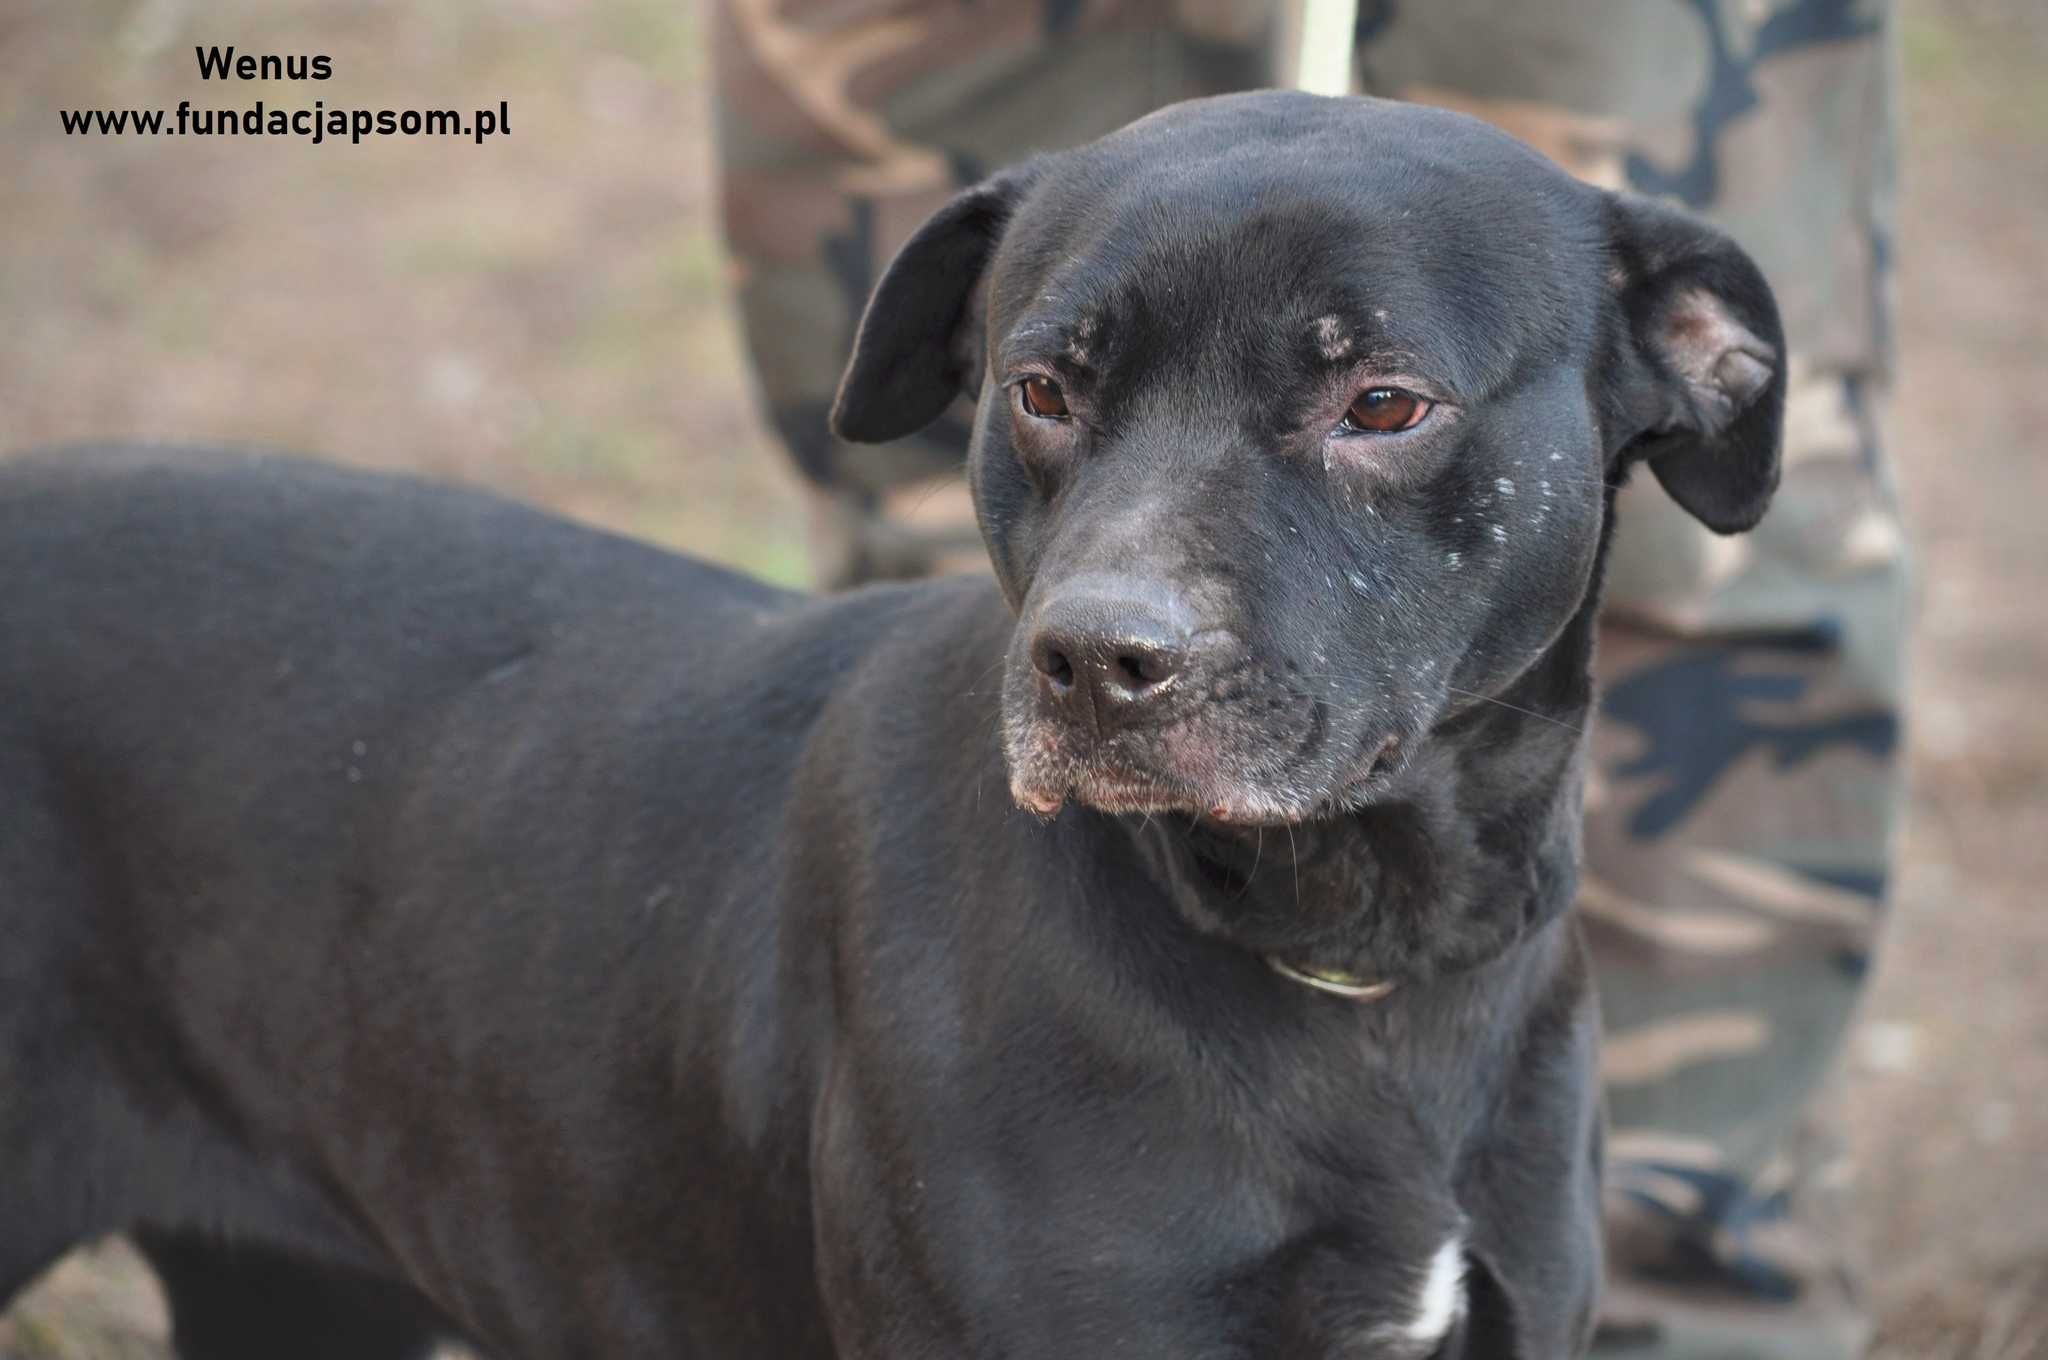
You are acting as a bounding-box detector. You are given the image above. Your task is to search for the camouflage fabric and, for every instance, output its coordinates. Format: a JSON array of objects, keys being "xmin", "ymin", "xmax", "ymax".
[
  {"xmin": 711, "ymin": 3, "xmax": 1905, "ymax": 1355},
  {"xmin": 711, "ymin": 0, "xmax": 1291, "ymax": 579}
]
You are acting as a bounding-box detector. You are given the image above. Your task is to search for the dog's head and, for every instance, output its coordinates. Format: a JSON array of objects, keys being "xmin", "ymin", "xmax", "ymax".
[{"xmin": 834, "ymin": 92, "xmax": 1783, "ymax": 827}]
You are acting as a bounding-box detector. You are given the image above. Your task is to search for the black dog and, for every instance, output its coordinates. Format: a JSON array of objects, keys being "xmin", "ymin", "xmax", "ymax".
[{"xmin": 0, "ymin": 92, "xmax": 1782, "ymax": 1358}]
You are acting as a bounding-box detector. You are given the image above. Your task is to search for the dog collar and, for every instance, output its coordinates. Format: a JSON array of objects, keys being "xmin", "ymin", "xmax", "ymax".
[{"xmin": 1266, "ymin": 956, "xmax": 1398, "ymax": 1001}]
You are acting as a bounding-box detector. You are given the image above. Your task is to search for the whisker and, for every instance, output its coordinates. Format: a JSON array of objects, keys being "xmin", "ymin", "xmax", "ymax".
[
  {"xmin": 1237, "ymin": 825, "xmax": 1264, "ymax": 901},
  {"xmin": 958, "ymin": 654, "xmax": 1009, "ymax": 701},
  {"xmin": 1285, "ymin": 823, "xmax": 1301, "ymax": 915},
  {"xmin": 1440, "ymin": 685, "xmax": 1584, "ymax": 734},
  {"xmin": 1263, "ymin": 670, "xmax": 1586, "ymax": 739}
]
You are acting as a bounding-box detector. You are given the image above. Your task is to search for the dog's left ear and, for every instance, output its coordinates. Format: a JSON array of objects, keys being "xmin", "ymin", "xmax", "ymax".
[
  {"xmin": 1605, "ymin": 193, "xmax": 1786, "ymax": 534},
  {"xmin": 831, "ymin": 165, "xmax": 1039, "ymax": 445}
]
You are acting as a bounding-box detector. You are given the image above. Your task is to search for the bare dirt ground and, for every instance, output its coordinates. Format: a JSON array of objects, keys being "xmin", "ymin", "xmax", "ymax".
[
  {"xmin": 1, "ymin": 2, "xmax": 2042, "ymax": 1356},
  {"xmin": 1844, "ymin": 8, "xmax": 2048, "ymax": 1356}
]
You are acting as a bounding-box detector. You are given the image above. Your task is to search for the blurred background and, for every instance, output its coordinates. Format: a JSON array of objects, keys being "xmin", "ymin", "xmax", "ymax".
[{"xmin": 1, "ymin": 1, "xmax": 2043, "ymax": 1356}]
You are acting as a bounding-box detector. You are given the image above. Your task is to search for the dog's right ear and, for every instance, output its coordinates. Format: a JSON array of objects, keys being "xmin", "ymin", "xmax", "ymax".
[{"xmin": 830, "ymin": 166, "xmax": 1037, "ymax": 445}]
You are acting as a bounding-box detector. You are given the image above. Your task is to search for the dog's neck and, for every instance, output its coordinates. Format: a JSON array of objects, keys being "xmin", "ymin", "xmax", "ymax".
[{"xmin": 1126, "ymin": 568, "xmax": 1605, "ymax": 988}]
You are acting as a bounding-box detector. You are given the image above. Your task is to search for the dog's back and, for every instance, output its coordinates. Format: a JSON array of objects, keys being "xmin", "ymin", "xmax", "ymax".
[{"xmin": 0, "ymin": 444, "xmax": 919, "ymax": 1352}]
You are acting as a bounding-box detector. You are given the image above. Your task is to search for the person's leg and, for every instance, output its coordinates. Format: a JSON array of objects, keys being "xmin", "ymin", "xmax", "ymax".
[
  {"xmin": 1354, "ymin": 3, "xmax": 1903, "ymax": 1354},
  {"xmin": 710, "ymin": 0, "xmax": 1286, "ymax": 583}
]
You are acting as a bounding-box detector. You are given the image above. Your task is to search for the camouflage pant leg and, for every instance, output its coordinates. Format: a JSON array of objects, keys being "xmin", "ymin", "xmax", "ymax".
[
  {"xmin": 1355, "ymin": 3, "xmax": 1904, "ymax": 1354},
  {"xmin": 710, "ymin": 0, "xmax": 1286, "ymax": 582}
]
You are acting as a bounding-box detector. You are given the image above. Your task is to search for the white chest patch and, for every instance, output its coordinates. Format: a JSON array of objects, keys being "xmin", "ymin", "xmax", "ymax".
[{"xmin": 1400, "ymin": 1237, "xmax": 1468, "ymax": 1347}]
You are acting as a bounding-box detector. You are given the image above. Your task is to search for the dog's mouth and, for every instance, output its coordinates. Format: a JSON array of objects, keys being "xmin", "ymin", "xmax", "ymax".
[{"xmin": 1009, "ymin": 731, "xmax": 1408, "ymax": 828}]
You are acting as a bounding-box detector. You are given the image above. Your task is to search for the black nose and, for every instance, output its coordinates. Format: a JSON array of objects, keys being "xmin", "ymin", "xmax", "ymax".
[{"xmin": 1029, "ymin": 592, "xmax": 1190, "ymax": 731}]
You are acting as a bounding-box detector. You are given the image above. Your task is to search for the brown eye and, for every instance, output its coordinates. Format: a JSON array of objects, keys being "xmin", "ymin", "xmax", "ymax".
[
  {"xmin": 1019, "ymin": 376, "xmax": 1069, "ymax": 419},
  {"xmin": 1342, "ymin": 387, "xmax": 1430, "ymax": 433}
]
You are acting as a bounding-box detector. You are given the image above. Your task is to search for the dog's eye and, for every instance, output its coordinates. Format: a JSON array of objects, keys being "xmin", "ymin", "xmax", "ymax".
[
  {"xmin": 1341, "ymin": 387, "xmax": 1431, "ymax": 433},
  {"xmin": 1019, "ymin": 377, "xmax": 1070, "ymax": 420}
]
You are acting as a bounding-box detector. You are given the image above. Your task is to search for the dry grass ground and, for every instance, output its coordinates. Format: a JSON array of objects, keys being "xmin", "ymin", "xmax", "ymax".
[
  {"xmin": 1, "ymin": 1, "xmax": 2042, "ymax": 1355},
  {"xmin": 1850, "ymin": 8, "xmax": 2048, "ymax": 1357}
]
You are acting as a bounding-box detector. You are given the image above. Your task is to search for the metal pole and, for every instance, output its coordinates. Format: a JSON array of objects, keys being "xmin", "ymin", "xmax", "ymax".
[{"xmin": 1293, "ymin": 0, "xmax": 1360, "ymax": 96}]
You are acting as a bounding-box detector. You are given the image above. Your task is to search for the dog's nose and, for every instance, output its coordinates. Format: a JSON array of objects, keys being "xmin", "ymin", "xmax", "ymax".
[{"xmin": 1029, "ymin": 594, "xmax": 1189, "ymax": 729}]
